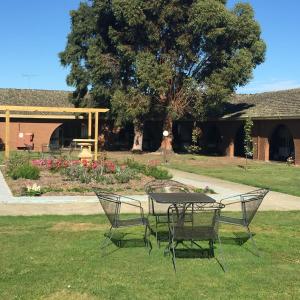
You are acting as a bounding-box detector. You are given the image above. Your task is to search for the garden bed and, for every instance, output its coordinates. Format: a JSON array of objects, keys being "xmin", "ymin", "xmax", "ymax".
[{"xmin": 2, "ymin": 154, "xmax": 172, "ymax": 196}]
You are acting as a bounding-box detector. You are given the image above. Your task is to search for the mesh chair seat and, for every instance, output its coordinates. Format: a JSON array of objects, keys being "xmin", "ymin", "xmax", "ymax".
[
  {"xmin": 173, "ymin": 226, "xmax": 217, "ymax": 241},
  {"xmin": 117, "ymin": 217, "xmax": 149, "ymax": 228},
  {"xmin": 218, "ymin": 215, "xmax": 245, "ymax": 226},
  {"xmin": 167, "ymin": 202, "xmax": 225, "ymax": 272}
]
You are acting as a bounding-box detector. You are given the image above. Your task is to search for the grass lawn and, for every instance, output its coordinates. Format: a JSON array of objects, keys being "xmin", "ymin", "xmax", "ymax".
[
  {"xmin": 1, "ymin": 212, "xmax": 299, "ymax": 299},
  {"xmin": 102, "ymin": 152, "xmax": 300, "ymax": 197},
  {"xmin": 167, "ymin": 155, "xmax": 300, "ymax": 196}
]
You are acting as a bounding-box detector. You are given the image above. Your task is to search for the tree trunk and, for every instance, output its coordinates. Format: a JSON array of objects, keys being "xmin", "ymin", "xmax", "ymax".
[
  {"xmin": 159, "ymin": 116, "xmax": 174, "ymax": 152},
  {"xmin": 131, "ymin": 122, "xmax": 143, "ymax": 153}
]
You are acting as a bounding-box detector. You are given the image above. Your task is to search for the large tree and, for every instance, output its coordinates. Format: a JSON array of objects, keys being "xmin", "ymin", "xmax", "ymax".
[{"xmin": 60, "ymin": 0, "xmax": 265, "ymax": 151}]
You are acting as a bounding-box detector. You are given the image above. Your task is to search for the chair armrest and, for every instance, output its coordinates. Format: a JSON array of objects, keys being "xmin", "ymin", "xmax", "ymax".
[
  {"xmin": 120, "ymin": 199, "xmax": 145, "ymax": 218},
  {"xmin": 119, "ymin": 194, "xmax": 142, "ymax": 206},
  {"xmin": 221, "ymin": 199, "xmax": 244, "ymax": 206},
  {"xmin": 220, "ymin": 194, "xmax": 242, "ymax": 204}
]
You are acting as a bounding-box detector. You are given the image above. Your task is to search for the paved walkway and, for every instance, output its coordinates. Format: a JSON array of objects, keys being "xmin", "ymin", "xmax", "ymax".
[{"xmin": 0, "ymin": 169, "xmax": 299, "ymax": 216}]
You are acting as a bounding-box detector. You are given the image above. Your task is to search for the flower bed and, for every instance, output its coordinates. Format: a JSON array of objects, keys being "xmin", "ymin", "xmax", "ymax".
[{"xmin": 3, "ymin": 155, "xmax": 172, "ymax": 196}]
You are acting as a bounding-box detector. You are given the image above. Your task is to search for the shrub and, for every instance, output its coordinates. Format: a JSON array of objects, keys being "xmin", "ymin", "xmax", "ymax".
[
  {"xmin": 9, "ymin": 164, "xmax": 40, "ymax": 180},
  {"xmin": 115, "ymin": 168, "xmax": 137, "ymax": 183},
  {"xmin": 126, "ymin": 159, "xmax": 172, "ymax": 180},
  {"xmin": 6, "ymin": 153, "xmax": 30, "ymax": 174},
  {"xmin": 145, "ymin": 166, "xmax": 172, "ymax": 180}
]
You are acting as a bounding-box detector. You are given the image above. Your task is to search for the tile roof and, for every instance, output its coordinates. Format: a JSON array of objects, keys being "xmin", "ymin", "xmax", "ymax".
[
  {"xmin": 1, "ymin": 87, "xmax": 300, "ymax": 120},
  {"xmin": 221, "ymin": 88, "xmax": 300, "ymax": 120},
  {"xmin": 0, "ymin": 88, "xmax": 72, "ymax": 107},
  {"xmin": 0, "ymin": 88, "xmax": 73, "ymax": 116}
]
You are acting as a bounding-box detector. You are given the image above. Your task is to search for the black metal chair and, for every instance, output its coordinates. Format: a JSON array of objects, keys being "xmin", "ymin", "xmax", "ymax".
[
  {"xmin": 144, "ymin": 180, "xmax": 191, "ymax": 246},
  {"xmin": 167, "ymin": 202, "xmax": 225, "ymax": 272},
  {"xmin": 94, "ymin": 189, "xmax": 152, "ymax": 254},
  {"xmin": 219, "ymin": 188, "xmax": 269, "ymax": 256}
]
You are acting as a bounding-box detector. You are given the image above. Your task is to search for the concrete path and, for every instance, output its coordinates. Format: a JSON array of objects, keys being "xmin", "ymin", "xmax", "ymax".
[
  {"xmin": 0, "ymin": 168, "xmax": 299, "ymax": 216},
  {"xmin": 170, "ymin": 168, "xmax": 300, "ymax": 211}
]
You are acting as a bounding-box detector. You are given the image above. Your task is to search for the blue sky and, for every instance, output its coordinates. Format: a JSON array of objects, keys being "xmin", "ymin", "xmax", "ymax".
[{"xmin": 0, "ymin": 0, "xmax": 299, "ymax": 94}]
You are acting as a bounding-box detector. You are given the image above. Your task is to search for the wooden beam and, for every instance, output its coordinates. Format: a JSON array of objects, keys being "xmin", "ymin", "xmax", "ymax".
[
  {"xmin": 0, "ymin": 105, "xmax": 109, "ymax": 114},
  {"xmin": 94, "ymin": 112, "xmax": 99, "ymax": 161},
  {"xmin": 5, "ymin": 110, "xmax": 10, "ymax": 159},
  {"xmin": 0, "ymin": 114, "xmax": 83, "ymax": 120}
]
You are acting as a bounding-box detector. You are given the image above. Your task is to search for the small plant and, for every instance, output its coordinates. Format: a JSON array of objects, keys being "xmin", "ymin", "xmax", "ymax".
[
  {"xmin": 22, "ymin": 183, "xmax": 42, "ymax": 196},
  {"xmin": 185, "ymin": 125, "xmax": 202, "ymax": 154},
  {"xmin": 126, "ymin": 159, "xmax": 172, "ymax": 180},
  {"xmin": 115, "ymin": 168, "xmax": 137, "ymax": 183},
  {"xmin": 145, "ymin": 166, "xmax": 172, "ymax": 180},
  {"xmin": 194, "ymin": 186, "xmax": 216, "ymax": 194},
  {"xmin": 9, "ymin": 164, "xmax": 40, "ymax": 180},
  {"xmin": 244, "ymin": 117, "xmax": 254, "ymax": 169},
  {"xmin": 66, "ymin": 187, "xmax": 93, "ymax": 193},
  {"xmin": 6, "ymin": 153, "xmax": 30, "ymax": 173}
]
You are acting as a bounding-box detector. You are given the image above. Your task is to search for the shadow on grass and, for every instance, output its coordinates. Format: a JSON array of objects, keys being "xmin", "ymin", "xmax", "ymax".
[
  {"xmin": 220, "ymin": 232, "xmax": 252, "ymax": 246},
  {"xmin": 171, "ymin": 244, "xmax": 226, "ymax": 272},
  {"xmin": 104, "ymin": 231, "xmax": 147, "ymax": 249},
  {"xmin": 174, "ymin": 248, "xmax": 212, "ymax": 259},
  {"xmin": 220, "ymin": 232, "xmax": 260, "ymax": 257}
]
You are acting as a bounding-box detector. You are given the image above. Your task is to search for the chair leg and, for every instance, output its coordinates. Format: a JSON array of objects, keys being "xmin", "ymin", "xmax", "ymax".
[
  {"xmin": 155, "ymin": 216, "xmax": 160, "ymax": 247},
  {"xmin": 216, "ymin": 235, "xmax": 226, "ymax": 272},
  {"xmin": 209, "ymin": 240, "xmax": 214, "ymax": 258},
  {"xmin": 171, "ymin": 239, "xmax": 177, "ymax": 273},
  {"xmin": 144, "ymin": 225, "xmax": 152, "ymax": 254},
  {"xmin": 100, "ymin": 227, "xmax": 114, "ymax": 256},
  {"xmin": 246, "ymin": 225, "xmax": 260, "ymax": 256}
]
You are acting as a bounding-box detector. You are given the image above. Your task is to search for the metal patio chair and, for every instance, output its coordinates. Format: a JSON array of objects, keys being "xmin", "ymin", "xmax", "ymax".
[
  {"xmin": 167, "ymin": 202, "xmax": 225, "ymax": 272},
  {"xmin": 94, "ymin": 189, "xmax": 152, "ymax": 254},
  {"xmin": 219, "ymin": 188, "xmax": 269, "ymax": 256},
  {"xmin": 144, "ymin": 180, "xmax": 191, "ymax": 246}
]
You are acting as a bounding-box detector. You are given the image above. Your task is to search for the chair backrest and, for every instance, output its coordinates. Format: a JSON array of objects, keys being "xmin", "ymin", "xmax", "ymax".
[
  {"xmin": 168, "ymin": 203, "xmax": 224, "ymax": 241},
  {"xmin": 94, "ymin": 190, "xmax": 121, "ymax": 227},
  {"xmin": 241, "ymin": 189, "xmax": 269, "ymax": 225},
  {"xmin": 145, "ymin": 180, "xmax": 190, "ymax": 215},
  {"xmin": 144, "ymin": 179, "xmax": 190, "ymax": 193}
]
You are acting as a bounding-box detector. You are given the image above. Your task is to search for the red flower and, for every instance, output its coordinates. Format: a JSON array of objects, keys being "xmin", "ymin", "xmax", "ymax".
[{"xmin": 104, "ymin": 161, "xmax": 116, "ymax": 173}]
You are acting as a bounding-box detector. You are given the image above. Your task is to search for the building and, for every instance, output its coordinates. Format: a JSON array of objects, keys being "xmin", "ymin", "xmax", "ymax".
[
  {"xmin": 1, "ymin": 87, "xmax": 300, "ymax": 164},
  {"xmin": 204, "ymin": 88, "xmax": 300, "ymax": 164}
]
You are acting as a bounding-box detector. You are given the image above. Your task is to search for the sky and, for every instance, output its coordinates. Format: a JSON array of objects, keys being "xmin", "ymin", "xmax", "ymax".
[{"xmin": 0, "ymin": 0, "xmax": 300, "ymax": 94}]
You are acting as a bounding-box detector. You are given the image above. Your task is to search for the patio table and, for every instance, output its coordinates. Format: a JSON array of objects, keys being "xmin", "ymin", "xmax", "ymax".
[
  {"xmin": 147, "ymin": 192, "xmax": 217, "ymax": 254},
  {"xmin": 148, "ymin": 192, "xmax": 216, "ymax": 205}
]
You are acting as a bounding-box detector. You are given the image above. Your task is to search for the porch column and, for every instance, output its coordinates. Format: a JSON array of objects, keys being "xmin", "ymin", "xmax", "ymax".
[
  {"xmin": 88, "ymin": 112, "xmax": 92, "ymax": 138},
  {"xmin": 293, "ymin": 138, "xmax": 300, "ymax": 165},
  {"xmin": 5, "ymin": 110, "xmax": 10, "ymax": 159},
  {"xmin": 228, "ymin": 139, "xmax": 234, "ymax": 158},
  {"xmin": 94, "ymin": 112, "xmax": 99, "ymax": 161},
  {"xmin": 88, "ymin": 112, "xmax": 92, "ymax": 151},
  {"xmin": 264, "ymin": 138, "xmax": 270, "ymax": 161}
]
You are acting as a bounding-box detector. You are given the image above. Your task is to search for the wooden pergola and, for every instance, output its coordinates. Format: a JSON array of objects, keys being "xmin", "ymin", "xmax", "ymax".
[{"xmin": 0, "ymin": 105, "xmax": 109, "ymax": 160}]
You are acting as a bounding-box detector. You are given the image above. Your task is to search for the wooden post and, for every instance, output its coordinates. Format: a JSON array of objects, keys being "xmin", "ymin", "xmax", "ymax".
[
  {"xmin": 88, "ymin": 112, "xmax": 92, "ymax": 138},
  {"xmin": 5, "ymin": 110, "xmax": 10, "ymax": 159},
  {"xmin": 94, "ymin": 112, "xmax": 99, "ymax": 161},
  {"xmin": 88, "ymin": 112, "xmax": 92, "ymax": 151}
]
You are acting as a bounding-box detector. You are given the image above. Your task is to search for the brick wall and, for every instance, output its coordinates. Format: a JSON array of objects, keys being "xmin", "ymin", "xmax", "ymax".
[{"xmin": 0, "ymin": 119, "xmax": 62, "ymax": 151}]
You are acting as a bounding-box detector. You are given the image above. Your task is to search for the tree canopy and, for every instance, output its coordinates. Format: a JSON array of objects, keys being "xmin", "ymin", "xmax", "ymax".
[{"xmin": 60, "ymin": 0, "xmax": 266, "ymax": 150}]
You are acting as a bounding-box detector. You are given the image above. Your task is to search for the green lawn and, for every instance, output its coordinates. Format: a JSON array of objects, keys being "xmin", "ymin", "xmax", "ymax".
[
  {"xmin": 168, "ymin": 157, "xmax": 300, "ymax": 196},
  {"xmin": 1, "ymin": 213, "xmax": 299, "ymax": 299}
]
